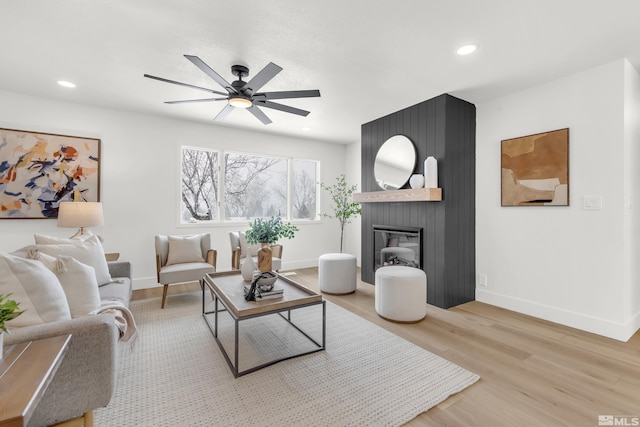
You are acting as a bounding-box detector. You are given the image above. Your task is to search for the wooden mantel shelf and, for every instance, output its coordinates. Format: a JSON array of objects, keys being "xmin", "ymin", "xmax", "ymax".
[{"xmin": 353, "ymin": 188, "xmax": 442, "ymax": 203}]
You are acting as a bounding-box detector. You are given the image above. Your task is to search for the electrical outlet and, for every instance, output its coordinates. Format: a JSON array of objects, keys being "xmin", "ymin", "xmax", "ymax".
[{"xmin": 478, "ymin": 274, "xmax": 487, "ymax": 287}]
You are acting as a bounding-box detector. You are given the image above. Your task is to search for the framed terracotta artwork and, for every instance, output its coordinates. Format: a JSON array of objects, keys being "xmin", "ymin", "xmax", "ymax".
[
  {"xmin": 0, "ymin": 128, "xmax": 100, "ymax": 219},
  {"xmin": 501, "ymin": 128, "xmax": 569, "ymax": 206}
]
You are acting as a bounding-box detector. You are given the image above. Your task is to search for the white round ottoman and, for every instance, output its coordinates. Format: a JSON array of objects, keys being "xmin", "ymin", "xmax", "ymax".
[
  {"xmin": 375, "ymin": 266, "xmax": 427, "ymax": 323},
  {"xmin": 318, "ymin": 253, "xmax": 357, "ymax": 294}
]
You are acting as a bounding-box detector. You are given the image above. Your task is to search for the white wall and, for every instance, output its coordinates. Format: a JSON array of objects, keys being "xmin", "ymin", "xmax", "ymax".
[
  {"xmin": 0, "ymin": 90, "xmax": 350, "ymax": 290},
  {"xmin": 476, "ymin": 59, "xmax": 640, "ymax": 341},
  {"xmin": 342, "ymin": 140, "xmax": 362, "ymax": 262},
  {"xmin": 624, "ymin": 60, "xmax": 640, "ymax": 327}
]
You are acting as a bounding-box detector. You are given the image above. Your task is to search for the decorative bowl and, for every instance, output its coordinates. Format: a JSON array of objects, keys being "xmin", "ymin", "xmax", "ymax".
[{"xmin": 253, "ymin": 271, "xmax": 277, "ymax": 291}]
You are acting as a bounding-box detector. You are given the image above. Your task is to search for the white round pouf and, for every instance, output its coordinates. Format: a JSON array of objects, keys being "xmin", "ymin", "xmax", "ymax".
[
  {"xmin": 375, "ymin": 266, "xmax": 427, "ymax": 323},
  {"xmin": 318, "ymin": 253, "xmax": 357, "ymax": 294}
]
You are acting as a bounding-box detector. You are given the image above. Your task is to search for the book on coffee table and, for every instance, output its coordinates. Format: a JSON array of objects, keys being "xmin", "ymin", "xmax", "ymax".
[{"xmin": 243, "ymin": 285, "xmax": 284, "ymax": 300}]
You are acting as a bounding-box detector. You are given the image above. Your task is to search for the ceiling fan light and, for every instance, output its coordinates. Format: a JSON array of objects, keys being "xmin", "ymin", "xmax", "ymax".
[
  {"xmin": 456, "ymin": 44, "xmax": 478, "ymax": 56},
  {"xmin": 229, "ymin": 96, "xmax": 252, "ymax": 109}
]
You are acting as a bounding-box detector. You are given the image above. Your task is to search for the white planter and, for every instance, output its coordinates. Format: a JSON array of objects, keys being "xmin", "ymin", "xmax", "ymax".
[{"xmin": 0, "ymin": 331, "xmax": 4, "ymax": 359}]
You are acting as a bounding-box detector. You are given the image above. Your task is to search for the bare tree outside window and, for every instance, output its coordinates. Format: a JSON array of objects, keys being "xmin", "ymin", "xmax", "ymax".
[
  {"xmin": 224, "ymin": 153, "xmax": 287, "ymax": 220},
  {"xmin": 292, "ymin": 159, "xmax": 318, "ymax": 220},
  {"xmin": 181, "ymin": 147, "xmax": 219, "ymax": 222},
  {"xmin": 181, "ymin": 147, "xmax": 320, "ymax": 224}
]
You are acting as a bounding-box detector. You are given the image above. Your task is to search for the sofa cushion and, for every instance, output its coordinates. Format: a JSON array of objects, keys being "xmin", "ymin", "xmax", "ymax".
[
  {"xmin": 29, "ymin": 252, "xmax": 101, "ymax": 318},
  {"xmin": 34, "ymin": 234, "xmax": 113, "ymax": 285},
  {"xmin": 0, "ymin": 253, "xmax": 71, "ymax": 328},
  {"xmin": 34, "ymin": 233, "xmax": 91, "ymax": 244},
  {"xmin": 166, "ymin": 235, "xmax": 205, "ymax": 266},
  {"xmin": 99, "ymin": 278, "xmax": 132, "ymax": 307}
]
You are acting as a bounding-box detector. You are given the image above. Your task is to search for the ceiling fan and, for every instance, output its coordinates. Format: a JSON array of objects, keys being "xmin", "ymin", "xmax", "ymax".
[{"xmin": 144, "ymin": 55, "xmax": 321, "ymax": 125}]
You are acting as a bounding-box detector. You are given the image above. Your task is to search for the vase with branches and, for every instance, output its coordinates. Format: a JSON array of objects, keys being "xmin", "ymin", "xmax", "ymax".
[
  {"xmin": 246, "ymin": 216, "xmax": 299, "ymax": 272},
  {"xmin": 321, "ymin": 174, "xmax": 361, "ymax": 253}
]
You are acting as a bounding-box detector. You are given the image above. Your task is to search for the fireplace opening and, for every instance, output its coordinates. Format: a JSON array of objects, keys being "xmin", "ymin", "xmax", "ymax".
[{"xmin": 373, "ymin": 225, "xmax": 423, "ymax": 271}]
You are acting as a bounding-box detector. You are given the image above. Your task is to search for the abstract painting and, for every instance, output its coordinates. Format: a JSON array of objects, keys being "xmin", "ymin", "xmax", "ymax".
[
  {"xmin": 0, "ymin": 128, "xmax": 100, "ymax": 218},
  {"xmin": 501, "ymin": 128, "xmax": 569, "ymax": 206}
]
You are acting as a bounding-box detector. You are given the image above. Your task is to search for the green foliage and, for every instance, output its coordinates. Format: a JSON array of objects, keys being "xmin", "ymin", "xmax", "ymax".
[
  {"xmin": 320, "ymin": 174, "xmax": 361, "ymax": 252},
  {"xmin": 245, "ymin": 216, "xmax": 299, "ymax": 245},
  {"xmin": 0, "ymin": 293, "xmax": 23, "ymax": 334}
]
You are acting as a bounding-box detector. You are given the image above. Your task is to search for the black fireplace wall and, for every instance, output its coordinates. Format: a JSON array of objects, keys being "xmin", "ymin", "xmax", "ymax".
[{"xmin": 360, "ymin": 94, "xmax": 476, "ymax": 309}]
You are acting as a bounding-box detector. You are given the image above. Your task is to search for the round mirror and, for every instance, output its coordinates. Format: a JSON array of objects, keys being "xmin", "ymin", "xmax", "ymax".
[{"xmin": 373, "ymin": 135, "xmax": 417, "ymax": 190}]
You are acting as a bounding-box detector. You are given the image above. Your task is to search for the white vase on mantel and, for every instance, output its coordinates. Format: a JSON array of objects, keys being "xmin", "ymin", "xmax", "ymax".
[
  {"xmin": 424, "ymin": 156, "xmax": 438, "ymax": 188},
  {"xmin": 409, "ymin": 174, "xmax": 425, "ymax": 189},
  {"xmin": 240, "ymin": 256, "xmax": 257, "ymax": 282}
]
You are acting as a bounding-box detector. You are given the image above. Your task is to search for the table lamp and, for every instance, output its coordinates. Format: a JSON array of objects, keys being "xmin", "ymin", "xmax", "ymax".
[{"xmin": 57, "ymin": 201, "xmax": 104, "ymax": 239}]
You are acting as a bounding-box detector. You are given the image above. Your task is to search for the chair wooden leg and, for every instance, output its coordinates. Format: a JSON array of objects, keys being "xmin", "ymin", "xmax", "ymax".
[{"xmin": 161, "ymin": 284, "xmax": 169, "ymax": 308}]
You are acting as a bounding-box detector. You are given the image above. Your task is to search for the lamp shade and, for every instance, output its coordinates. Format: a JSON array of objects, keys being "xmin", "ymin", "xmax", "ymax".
[{"xmin": 57, "ymin": 202, "xmax": 104, "ymax": 228}]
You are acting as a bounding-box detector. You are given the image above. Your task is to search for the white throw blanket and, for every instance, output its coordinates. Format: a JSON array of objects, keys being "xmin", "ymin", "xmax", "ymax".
[{"xmin": 95, "ymin": 301, "xmax": 138, "ymax": 343}]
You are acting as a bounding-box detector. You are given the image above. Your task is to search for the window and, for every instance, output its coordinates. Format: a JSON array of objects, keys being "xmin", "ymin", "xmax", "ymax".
[
  {"xmin": 224, "ymin": 152, "xmax": 287, "ymax": 220},
  {"xmin": 291, "ymin": 159, "xmax": 318, "ymax": 220},
  {"xmin": 181, "ymin": 147, "xmax": 219, "ymax": 223},
  {"xmin": 180, "ymin": 147, "xmax": 319, "ymax": 224}
]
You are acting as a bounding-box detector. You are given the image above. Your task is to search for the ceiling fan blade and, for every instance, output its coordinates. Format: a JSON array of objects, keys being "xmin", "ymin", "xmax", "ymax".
[
  {"xmin": 165, "ymin": 98, "xmax": 228, "ymax": 104},
  {"xmin": 242, "ymin": 62, "xmax": 283, "ymax": 95},
  {"xmin": 144, "ymin": 74, "xmax": 228, "ymax": 96},
  {"xmin": 247, "ymin": 105, "xmax": 272, "ymax": 125},
  {"xmin": 256, "ymin": 100, "xmax": 310, "ymax": 117},
  {"xmin": 254, "ymin": 90, "xmax": 321, "ymax": 100},
  {"xmin": 214, "ymin": 104, "xmax": 235, "ymax": 121},
  {"xmin": 184, "ymin": 55, "xmax": 237, "ymax": 94}
]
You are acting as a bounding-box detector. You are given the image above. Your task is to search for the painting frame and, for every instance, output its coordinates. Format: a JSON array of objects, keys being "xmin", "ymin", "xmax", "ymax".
[
  {"xmin": 0, "ymin": 127, "xmax": 101, "ymax": 219},
  {"xmin": 501, "ymin": 128, "xmax": 569, "ymax": 207}
]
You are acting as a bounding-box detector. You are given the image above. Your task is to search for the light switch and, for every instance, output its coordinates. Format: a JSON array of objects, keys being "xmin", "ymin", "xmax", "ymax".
[{"xmin": 583, "ymin": 195, "xmax": 603, "ymax": 210}]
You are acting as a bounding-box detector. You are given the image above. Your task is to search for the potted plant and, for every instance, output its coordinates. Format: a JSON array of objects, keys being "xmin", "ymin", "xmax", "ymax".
[
  {"xmin": 0, "ymin": 293, "xmax": 24, "ymax": 356},
  {"xmin": 321, "ymin": 174, "xmax": 361, "ymax": 253},
  {"xmin": 245, "ymin": 216, "xmax": 299, "ymax": 272}
]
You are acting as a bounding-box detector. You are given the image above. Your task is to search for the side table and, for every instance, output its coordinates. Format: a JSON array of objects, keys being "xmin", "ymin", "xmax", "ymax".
[{"xmin": 0, "ymin": 335, "xmax": 71, "ymax": 427}]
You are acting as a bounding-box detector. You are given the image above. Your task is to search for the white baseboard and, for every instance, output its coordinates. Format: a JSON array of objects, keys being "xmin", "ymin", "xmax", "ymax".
[{"xmin": 476, "ymin": 288, "xmax": 640, "ymax": 342}]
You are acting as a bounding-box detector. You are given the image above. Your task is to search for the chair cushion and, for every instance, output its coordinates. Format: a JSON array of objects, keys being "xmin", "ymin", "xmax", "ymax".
[
  {"xmin": 0, "ymin": 253, "xmax": 71, "ymax": 328},
  {"xmin": 166, "ymin": 235, "xmax": 205, "ymax": 266},
  {"xmin": 239, "ymin": 232, "xmax": 260, "ymax": 257},
  {"xmin": 159, "ymin": 262, "xmax": 216, "ymax": 284},
  {"xmin": 156, "ymin": 234, "xmax": 211, "ymax": 267}
]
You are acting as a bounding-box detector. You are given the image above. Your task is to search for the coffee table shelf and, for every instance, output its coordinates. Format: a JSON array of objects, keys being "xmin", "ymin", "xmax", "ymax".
[{"xmin": 203, "ymin": 271, "xmax": 325, "ymax": 377}]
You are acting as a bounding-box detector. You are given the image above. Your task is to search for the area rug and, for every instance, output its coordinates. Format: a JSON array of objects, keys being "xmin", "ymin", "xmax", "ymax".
[{"xmin": 95, "ymin": 292, "xmax": 479, "ymax": 427}]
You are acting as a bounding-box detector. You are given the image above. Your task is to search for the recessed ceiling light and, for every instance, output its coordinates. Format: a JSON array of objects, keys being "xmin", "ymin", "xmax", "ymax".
[
  {"xmin": 456, "ymin": 44, "xmax": 478, "ymax": 56},
  {"xmin": 57, "ymin": 80, "xmax": 76, "ymax": 88},
  {"xmin": 302, "ymin": 127, "xmax": 312, "ymax": 131}
]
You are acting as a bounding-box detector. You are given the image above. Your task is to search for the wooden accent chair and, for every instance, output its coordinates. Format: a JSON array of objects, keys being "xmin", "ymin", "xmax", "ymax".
[
  {"xmin": 155, "ymin": 234, "xmax": 217, "ymax": 308},
  {"xmin": 229, "ymin": 231, "xmax": 282, "ymax": 271}
]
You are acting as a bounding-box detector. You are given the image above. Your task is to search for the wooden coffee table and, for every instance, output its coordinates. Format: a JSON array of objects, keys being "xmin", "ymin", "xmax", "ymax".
[
  {"xmin": 0, "ymin": 335, "xmax": 71, "ymax": 427},
  {"xmin": 203, "ymin": 271, "xmax": 325, "ymax": 377}
]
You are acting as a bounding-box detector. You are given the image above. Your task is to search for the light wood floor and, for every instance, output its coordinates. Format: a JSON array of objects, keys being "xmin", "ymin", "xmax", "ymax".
[{"xmin": 134, "ymin": 268, "xmax": 640, "ymax": 426}]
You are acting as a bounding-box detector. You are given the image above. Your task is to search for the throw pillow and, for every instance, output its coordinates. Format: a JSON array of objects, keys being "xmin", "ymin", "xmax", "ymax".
[
  {"xmin": 238, "ymin": 232, "xmax": 249, "ymax": 257},
  {"xmin": 29, "ymin": 252, "xmax": 101, "ymax": 318},
  {"xmin": 34, "ymin": 234, "xmax": 113, "ymax": 285},
  {"xmin": 166, "ymin": 235, "xmax": 205, "ymax": 266},
  {"xmin": 0, "ymin": 253, "xmax": 71, "ymax": 328},
  {"xmin": 34, "ymin": 233, "xmax": 91, "ymax": 244}
]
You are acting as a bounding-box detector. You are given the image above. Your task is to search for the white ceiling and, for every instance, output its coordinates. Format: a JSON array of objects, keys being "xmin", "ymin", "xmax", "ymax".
[{"xmin": 2, "ymin": 1, "xmax": 640, "ymax": 145}]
